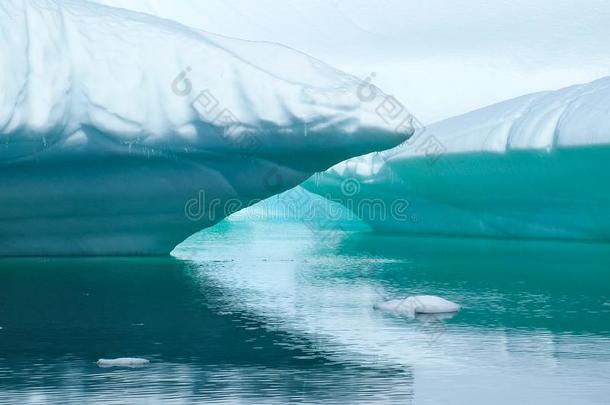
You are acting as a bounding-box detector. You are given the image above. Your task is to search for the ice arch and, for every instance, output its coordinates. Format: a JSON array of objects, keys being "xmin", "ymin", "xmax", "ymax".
[{"xmin": 0, "ymin": 0, "xmax": 408, "ymax": 255}]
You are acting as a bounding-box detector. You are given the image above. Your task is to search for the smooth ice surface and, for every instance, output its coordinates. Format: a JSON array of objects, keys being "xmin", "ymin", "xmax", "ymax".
[
  {"xmin": 374, "ymin": 296, "xmax": 461, "ymax": 316},
  {"xmin": 97, "ymin": 358, "xmax": 150, "ymax": 367},
  {"xmin": 90, "ymin": 0, "xmax": 610, "ymax": 123},
  {"xmin": 0, "ymin": 0, "xmax": 408, "ymax": 256},
  {"xmin": 304, "ymin": 77, "xmax": 610, "ymax": 240}
]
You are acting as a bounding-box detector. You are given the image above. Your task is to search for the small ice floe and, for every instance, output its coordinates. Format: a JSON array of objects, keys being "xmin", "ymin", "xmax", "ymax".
[
  {"xmin": 96, "ymin": 358, "xmax": 150, "ymax": 368},
  {"xmin": 374, "ymin": 295, "xmax": 460, "ymax": 317}
]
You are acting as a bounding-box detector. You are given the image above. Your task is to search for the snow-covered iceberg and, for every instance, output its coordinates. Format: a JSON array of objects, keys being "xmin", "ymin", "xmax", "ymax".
[
  {"xmin": 304, "ymin": 77, "xmax": 610, "ymax": 241},
  {"xmin": 0, "ymin": 0, "xmax": 409, "ymax": 256}
]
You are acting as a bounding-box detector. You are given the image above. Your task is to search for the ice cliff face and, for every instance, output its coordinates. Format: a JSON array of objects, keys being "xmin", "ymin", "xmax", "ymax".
[
  {"xmin": 0, "ymin": 0, "xmax": 408, "ymax": 256},
  {"xmin": 304, "ymin": 77, "xmax": 610, "ymax": 241}
]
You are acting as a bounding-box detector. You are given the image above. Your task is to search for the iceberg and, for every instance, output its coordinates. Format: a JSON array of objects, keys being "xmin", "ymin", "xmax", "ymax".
[
  {"xmin": 0, "ymin": 0, "xmax": 409, "ymax": 256},
  {"xmin": 304, "ymin": 77, "xmax": 610, "ymax": 241}
]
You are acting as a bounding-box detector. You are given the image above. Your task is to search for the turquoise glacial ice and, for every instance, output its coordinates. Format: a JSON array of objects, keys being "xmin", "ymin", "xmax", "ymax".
[
  {"xmin": 0, "ymin": 0, "xmax": 408, "ymax": 256},
  {"xmin": 304, "ymin": 77, "xmax": 610, "ymax": 241}
]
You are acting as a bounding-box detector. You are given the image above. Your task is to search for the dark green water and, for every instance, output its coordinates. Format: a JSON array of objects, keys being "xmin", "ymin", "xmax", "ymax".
[{"xmin": 1, "ymin": 218, "xmax": 609, "ymax": 403}]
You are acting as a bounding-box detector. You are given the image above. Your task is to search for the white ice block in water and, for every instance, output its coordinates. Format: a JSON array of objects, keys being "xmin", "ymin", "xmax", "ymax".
[
  {"xmin": 97, "ymin": 358, "xmax": 150, "ymax": 367},
  {"xmin": 304, "ymin": 77, "xmax": 610, "ymax": 241},
  {"xmin": 374, "ymin": 295, "xmax": 461, "ymax": 316},
  {"xmin": 0, "ymin": 0, "xmax": 409, "ymax": 256}
]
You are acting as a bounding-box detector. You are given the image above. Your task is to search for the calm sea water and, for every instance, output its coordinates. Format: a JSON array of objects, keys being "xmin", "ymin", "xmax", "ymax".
[{"xmin": 0, "ymin": 218, "xmax": 609, "ymax": 404}]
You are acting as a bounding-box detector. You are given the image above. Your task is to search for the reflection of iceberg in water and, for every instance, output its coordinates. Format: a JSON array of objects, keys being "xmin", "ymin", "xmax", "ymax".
[
  {"xmin": 178, "ymin": 220, "xmax": 610, "ymax": 352},
  {"xmin": 0, "ymin": 256, "xmax": 413, "ymax": 403},
  {"xmin": 173, "ymin": 220, "xmax": 610, "ymax": 404},
  {"xmin": 2, "ymin": 221, "xmax": 608, "ymax": 403},
  {"xmin": 304, "ymin": 77, "xmax": 610, "ymax": 241}
]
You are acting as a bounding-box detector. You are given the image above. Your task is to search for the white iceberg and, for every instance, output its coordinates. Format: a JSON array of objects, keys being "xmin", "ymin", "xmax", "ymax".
[
  {"xmin": 0, "ymin": 0, "xmax": 408, "ymax": 256},
  {"xmin": 374, "ymin": 296, "xmax": 461, "ymax": 316},
  {"xmin": 96, "ymin": 358, "xmax": 150, "ymax": 367},
  {"xmin": 304, "ymin": 77, "xmax": 610, "ymax": 240}
]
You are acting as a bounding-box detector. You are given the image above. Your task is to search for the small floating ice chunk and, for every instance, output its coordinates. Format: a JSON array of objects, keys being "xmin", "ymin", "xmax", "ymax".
[
  {"xmin": 374, "ymin": 295, "xmax": 460, "ymax": 316},
  {"xmin": 96, "ymin": 358, "xmax": 150, "ymax": 367}
]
